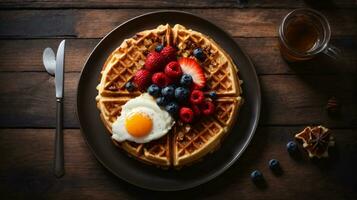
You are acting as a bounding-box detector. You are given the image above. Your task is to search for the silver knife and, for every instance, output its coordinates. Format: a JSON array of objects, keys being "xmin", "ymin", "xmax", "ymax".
[{"xmin": 54, "ymin": 40, "xmax": 65, "ymax": 178}]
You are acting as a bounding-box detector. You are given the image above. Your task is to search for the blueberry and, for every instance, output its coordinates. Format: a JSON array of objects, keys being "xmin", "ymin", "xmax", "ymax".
[
  {"xmin": 161, "ymin": 86, "xmax": 175, "ymax": 99},
  {"xmin": 167, "ymin": 84, "xmax": 177, "ymax": 89},
  {"xmin": 208, "ymin": 91, "xmax": 217, "ymax": 100},
  {"xmin": 250, "ymin": 170, "xmax": 263, "ymax": 182},
  {"xmin": 156, "ymin": 96, "xmax": 169, "ymax": 107},
  {"xmin": 125, "ymin": 81, "xmax": 135, "ymax": 92},
  {"xmin": 165, "ymin": 102, "xmax": 179, "ymax": 116},
  {"xmin": 180, "ymin": 74, "xmax": 193, "ymax": 87},
  {"xmin": 147, "ymin": 84, "xmax": 160, "ymax": 97},
  {"xmin": 174, "ymin": 87, "xmax": 190, "ymax": 102},
  {"xmin": 287, "ymin": 141, "xmax": 298, "ymax": 153},
  {"xmin": 268, "ymin": 159, "xmax": 280, "ymax": 170},
  {"xmin": 193, "ymin": 48, "xmax": 205, "ymax": 61},
  {"xmin": 155, "ymin": 44, "xmax": 164, "ymax": 52}
]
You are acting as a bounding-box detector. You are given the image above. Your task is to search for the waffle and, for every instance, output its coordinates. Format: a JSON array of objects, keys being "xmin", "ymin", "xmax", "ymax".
[
  {"xmin": 96, "ymin": 24, "xmax": 243, "ymax": 168},
  {"xmin": 96, "ymin": 24, "xmax": 172, "ymax": 167},
  {"xmin": 171, "ymin": 24, "xmax": 242, "ymax": 167}
]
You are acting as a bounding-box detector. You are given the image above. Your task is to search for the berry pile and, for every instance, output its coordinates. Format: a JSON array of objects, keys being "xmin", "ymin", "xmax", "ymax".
[{"xmin": 126, "ymin": 45, "xmax": 217, "ymax": 123}]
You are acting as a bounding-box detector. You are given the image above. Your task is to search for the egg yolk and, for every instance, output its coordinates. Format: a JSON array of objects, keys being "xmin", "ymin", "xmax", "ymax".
[{"xmin": 125, "ymin": 113, "xmax": 153, "ymax": 137}]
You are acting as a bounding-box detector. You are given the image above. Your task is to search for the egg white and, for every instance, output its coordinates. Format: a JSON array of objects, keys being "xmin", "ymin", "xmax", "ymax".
[{"xmin": 112, "ymin": 93, "xmax": 174, "ymax": 143}]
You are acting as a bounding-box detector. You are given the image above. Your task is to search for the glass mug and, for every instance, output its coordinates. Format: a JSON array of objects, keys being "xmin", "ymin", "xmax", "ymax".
[{"xmin": 278, "ymin": 8, "xmax": 340, "ymax": 62}]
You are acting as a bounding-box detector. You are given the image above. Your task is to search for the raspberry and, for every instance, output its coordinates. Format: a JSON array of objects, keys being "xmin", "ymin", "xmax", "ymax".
[
  {"xmin": 190, "ymin": 90, "xmax": 204, "ymax": 105},
  {"xmin": 179, "ymin": 107, "xmax": 194, "ymax": 123},
  {"xmin": 133, "ymin": 69, "xmax": 151, "ymax": 90},
  {"xmin": 164, "ymin": 61, "xmax": 182, "ymax": 80},
  {"xmin": 151, "ymin": 72, "xmax": 169, "ymax": 88},
  {"xmin": 191, "ymin": 104, "xmax": 201, "ymax": 117},
  {"xmin": 161, "ymin": 46, "xmax": 177, "ymax": 63},
  {"xmin": 165, "ymin": 76, "xmax": 175, "ymax": 86},
  {"xmin": 200, "ymin": 101, "xmax": 215, "ymax": 116},
  {"xmin": 144, "ymin": 51, "xmax": 166, "ymax": 72}
]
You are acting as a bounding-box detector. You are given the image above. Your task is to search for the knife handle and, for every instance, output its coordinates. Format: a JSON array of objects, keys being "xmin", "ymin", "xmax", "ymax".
[{"xmin": 54, "ymin": 98, "xmax": 65, "ymax": 178}]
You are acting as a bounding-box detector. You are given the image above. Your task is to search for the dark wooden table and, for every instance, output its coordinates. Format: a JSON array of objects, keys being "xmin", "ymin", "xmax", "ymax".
[{"xmin": 0, "ymin": 1, "xmax": 356, "ymax": 199}]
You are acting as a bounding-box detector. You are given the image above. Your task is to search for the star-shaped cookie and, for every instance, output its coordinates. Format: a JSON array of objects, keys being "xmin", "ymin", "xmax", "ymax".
[{"xmin": 295, "ymin": 126, "xmax": 335, "ymax": 158}]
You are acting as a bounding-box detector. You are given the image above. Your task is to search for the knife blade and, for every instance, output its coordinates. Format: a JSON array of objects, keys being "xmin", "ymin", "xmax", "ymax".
[
  {"xmin": 55, "ymin": 40, "xmax": 65, "ymax": 98},
  {"xmin": 54, "ymin": 40, "xmax": 65, "ymax": 178}
]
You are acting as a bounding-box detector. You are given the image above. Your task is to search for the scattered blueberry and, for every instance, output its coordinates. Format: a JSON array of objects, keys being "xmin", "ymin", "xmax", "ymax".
[
  {"xmin": 250, "ymin": 170, "xmax": 263, "ymax": 182},
  {"xmin": 208, "ymin": 91, "xmax": 217, "ymax": 100},
  {"xmin": 268, "ymin": 159, "xmax": 280, "ymax": 170},
  {"xmin": 165, "ymin": 102, "xmax": 179, "ymax": 116},
  {"xmin": 161, "ymin": 86, "xmax": 175, "ymax": 99},
  {"xmin": 156, "ymin": 96, "xmax": 169, "ymax": 107},
  {"xmin": 155, "ymin": 44, "xmax": 164, "ymax": 52},
  {"xmin": 125, "ymin": 81, "xmax": 135, "ymax": 92},
  {"xmin": 175, "ymin": 87, "xmax": 190, "ymax": 102},
  {"xmin": 193, "ymin": 48, "xmax": 205, "ymax": 61},
  {"xmin": 147, "ymin": 84, "xmax": 160, "ymax": 97},
  {"xmin": 287, "ymin": 141, "xmax": 298, "ymax": 154},
  {"xmin": 180, "ymin": 74, "xmax": 193, "ymax": 87}
]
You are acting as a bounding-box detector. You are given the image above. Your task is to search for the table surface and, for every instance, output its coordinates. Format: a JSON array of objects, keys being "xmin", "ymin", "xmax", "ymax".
[{"xmin": 0, "ymin": 0, "xmax": 356, "ymax": 199}]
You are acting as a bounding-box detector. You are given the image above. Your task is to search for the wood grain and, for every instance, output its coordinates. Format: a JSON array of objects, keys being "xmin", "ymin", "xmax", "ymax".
[
  {"xmin": 0, "ymin": 72, "xmax": 355, "ymax": 128},
  {"xmin": 0, "ymin": 128, "xmax": 356, "ymax": 199},
  {"xmin": 0, "ymin": 0, "xmax": 355, "ymax": 9},
  {"xmin": 0, "ymin": 2, "xmax": 356, "ymax": 199},
  {"xmin": 0, "ymin": 39, "xmax": 98, "ymax": 72},
  {"xmin": 0, "ymin": 9, "xmax": 356, "ymax": 38},
  {"xmin": 0, "ymin": 73, "xmax": 78, "ymax": 128},
  {"xmin": 0, "ymin": 38, "xmax": 355, "ymax": 74}
]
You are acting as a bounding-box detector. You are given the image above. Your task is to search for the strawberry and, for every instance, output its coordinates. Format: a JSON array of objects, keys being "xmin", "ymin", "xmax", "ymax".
[
  {"xmin": 178, "ymin": 57, "xmax": 206, "ymax": 89},
  {"xmin": 151, "ymin": 72, "xmax": 169, "ymax": 88},
  {"xmin": 161, "ymin": 46, "xmax": 177, "ymax": 63},
  {"xmin": 164, "ymin": 61, "xmax": 182, "ymax": 80},
  {"xmin": 133, "ymin": 69, "xmax": 151, "ymax": 90},
  {"xmin": 144, "ymin": 51, "xmax": 166, "ymax": 72}
]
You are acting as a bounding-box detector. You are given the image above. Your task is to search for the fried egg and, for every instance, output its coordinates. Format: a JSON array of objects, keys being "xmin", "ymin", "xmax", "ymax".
[{"xmin": 112, "ymin": 93, "xmax": 174, "ymax": 143}]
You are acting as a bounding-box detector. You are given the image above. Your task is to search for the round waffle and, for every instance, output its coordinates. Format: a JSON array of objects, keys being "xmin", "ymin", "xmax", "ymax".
[{"xmin": 96, "ymin": 24, "xmax": 243, "ymax": 168}]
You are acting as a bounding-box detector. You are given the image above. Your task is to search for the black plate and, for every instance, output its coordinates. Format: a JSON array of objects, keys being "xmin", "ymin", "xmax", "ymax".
[{"xmin": 77, "ymin": 11, "xmax": 261, "ymax": 191}]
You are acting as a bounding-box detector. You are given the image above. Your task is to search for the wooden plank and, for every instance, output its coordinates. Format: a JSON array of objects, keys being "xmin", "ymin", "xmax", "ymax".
[
  {"xmin": 0, "ymin": 73, "xmax": 78, "ymax": 128},
  {"xmin": 236, "ymin": 37, "xmax": 357, "ymax": 75},
  {"xmin": 0, "ymin": 39, "xmax": 98, "ymax": 72},
  {"xmin": 0, "ymin": 10, "xmax": 77, "ymax": 38},
  {"xmin": 0, "ymin": 72, "xmax": 355, "ymax": 128},
  {"xmin": 0, "ymin": 9, "xmax": 356, "ymax": 38},
  {"xmin": 0, "ymin": 0, "xmax": 355, "ymax": 9},
  {"xmin": 0, "ymin": 128, "xmax": 356, "ymax": 199},
  {"xmin": 1, "ymin": 38, "xmax": 355, "ymax": 74}
]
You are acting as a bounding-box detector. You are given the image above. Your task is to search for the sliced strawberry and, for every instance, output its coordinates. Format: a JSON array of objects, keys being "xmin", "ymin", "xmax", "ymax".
[{"xmin": 178, "ymin": 57, "xmax": 206, "ymax": 89}]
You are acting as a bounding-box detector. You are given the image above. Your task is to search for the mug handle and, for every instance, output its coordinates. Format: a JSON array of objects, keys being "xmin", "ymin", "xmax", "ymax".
[{"xmin": 323, "ymin": 44, "xmax": 341, "ymax": 60}]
